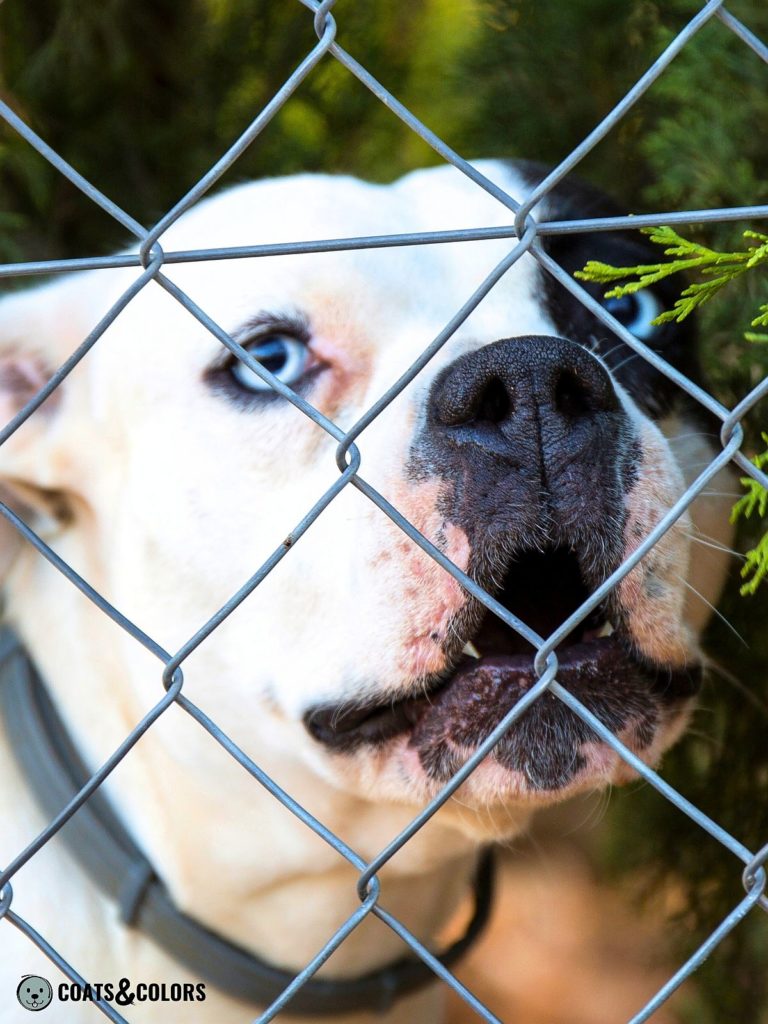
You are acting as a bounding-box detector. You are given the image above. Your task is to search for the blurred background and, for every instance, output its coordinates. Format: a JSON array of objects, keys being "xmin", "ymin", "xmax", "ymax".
[{"xmin": 1, "ymin": 1, "xmax": 766, "ymax": 1020}]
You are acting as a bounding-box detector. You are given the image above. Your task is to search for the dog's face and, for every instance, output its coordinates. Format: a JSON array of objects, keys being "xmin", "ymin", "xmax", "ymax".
[
  {"xmin": 0, "ymin": 162, "xmax": 733, "ymax": 834},
  {"xmin": 16, "ymin": 975, "xmax": 53, "ymax": 1012}
]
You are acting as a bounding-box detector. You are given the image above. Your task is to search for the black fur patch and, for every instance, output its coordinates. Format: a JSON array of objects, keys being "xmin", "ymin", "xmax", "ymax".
[{"xmin": 514, "ymin": 160, "xmax": 702, "ymax": 420}]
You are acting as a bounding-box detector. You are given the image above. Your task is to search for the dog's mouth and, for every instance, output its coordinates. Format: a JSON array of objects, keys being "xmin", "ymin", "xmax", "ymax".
[{"xmin": 305, "ymin": 547, "xmax": 700, "ymax": 790}]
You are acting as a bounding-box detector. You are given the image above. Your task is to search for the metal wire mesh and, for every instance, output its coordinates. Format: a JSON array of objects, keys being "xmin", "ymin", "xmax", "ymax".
[{"xmin": 0, "ymin": 1, "xmax": 767, "ymax": 1021}]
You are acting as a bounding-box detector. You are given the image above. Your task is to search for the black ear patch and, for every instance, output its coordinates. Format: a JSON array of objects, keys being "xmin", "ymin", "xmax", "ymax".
[{"xmin": 514, "ymin": 161, "xmax": 701, "ymax": 419}]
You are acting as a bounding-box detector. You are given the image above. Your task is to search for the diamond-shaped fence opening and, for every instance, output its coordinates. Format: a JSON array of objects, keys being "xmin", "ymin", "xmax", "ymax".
[{"xmin": 0, "ymin": 1, "xmax": 766, "ymax": 1022}]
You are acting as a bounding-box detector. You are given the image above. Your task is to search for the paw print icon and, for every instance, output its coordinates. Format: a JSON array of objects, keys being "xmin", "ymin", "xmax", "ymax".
[{"xmin": 16, "ymin": 976, "xmax": 53, "ymax": 1012}]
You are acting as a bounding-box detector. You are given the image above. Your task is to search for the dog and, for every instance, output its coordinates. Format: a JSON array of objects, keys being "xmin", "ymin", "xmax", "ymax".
[{"xmin": 0, "ymin": 160, "xmax": 735, "ymax": 1023}]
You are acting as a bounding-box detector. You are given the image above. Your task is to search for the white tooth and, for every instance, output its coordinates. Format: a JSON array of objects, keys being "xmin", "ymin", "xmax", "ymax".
[
  {"xmin": 462, "ymin": 641, "xmax": 482, "ymax": 659},
  {"xmin": 597, "ymin": 621, "xmax": 615, "ymax": 638}
]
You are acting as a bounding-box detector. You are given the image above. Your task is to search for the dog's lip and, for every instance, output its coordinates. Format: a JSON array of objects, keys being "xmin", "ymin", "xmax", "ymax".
[
  {"xmin": 303, "ymin": 633, "xmax": 702, "ymax": 752},
  {"xmin": 303, "ymin": 547, "xmax": 701, "ymax": 765}
]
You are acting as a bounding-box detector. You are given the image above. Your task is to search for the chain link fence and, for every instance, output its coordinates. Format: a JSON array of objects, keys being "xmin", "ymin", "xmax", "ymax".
[{"xmin": 0, "ymin": 0, "xmax": 767, "ymax": 1020}]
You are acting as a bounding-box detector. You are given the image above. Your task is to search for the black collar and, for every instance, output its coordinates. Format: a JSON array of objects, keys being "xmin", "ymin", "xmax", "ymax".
[{"xmin": 0, "ymin": 628, "xmax": 494, "ymax": 1016}]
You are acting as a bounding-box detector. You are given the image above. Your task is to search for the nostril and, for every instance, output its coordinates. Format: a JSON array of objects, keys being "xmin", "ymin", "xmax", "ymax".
[
  {"xmin": 554, "ymin": 369, "xmax": 594, "ymax": 418},
  {"xmin": 474, "ymin": 376, "xmax": 512, "ymax": 425}
]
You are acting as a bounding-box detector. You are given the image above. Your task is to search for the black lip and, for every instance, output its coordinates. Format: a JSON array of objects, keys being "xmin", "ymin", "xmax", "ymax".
[
  {"xmin": 307, "ymin": 691, "xmax": 429, "ymax": 748},
  {"xmin": 305, "ymin": 537, "xmax": 701, "ymax": 792},
  {"xmin": 303, "ymin": 634, "xmax": 701, "ymax": 759}
]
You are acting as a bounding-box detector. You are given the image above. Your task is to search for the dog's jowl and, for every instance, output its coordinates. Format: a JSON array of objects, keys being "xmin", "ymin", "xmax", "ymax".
[{"xmin": 0, "ymin": 162, "xmax": 735, "ymax": 1023}]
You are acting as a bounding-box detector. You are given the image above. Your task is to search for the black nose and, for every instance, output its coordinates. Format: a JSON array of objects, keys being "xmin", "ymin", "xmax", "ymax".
[
  {"xmin": 429, "ymin": 336, "xmax": 619, "ymax": 463},
  {"xmin": 414, "ymin": 335, "xmax": 633, "ymax": 571}
]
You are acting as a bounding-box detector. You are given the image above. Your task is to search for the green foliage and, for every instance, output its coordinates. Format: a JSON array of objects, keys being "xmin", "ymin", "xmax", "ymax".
[
  {"xmin": 732, "ymin": 436, "xmax": 768, "ymax": 595},
  {"xmin": 578, "ymin": 209, "xmax": 768, "ymax": 1018},
  {"xmin": 0, "ymin": 0, "xmax": 480, "ymax": 260},
  {"xmin": 601, "ymin": 566, "xmax": 768, "ymax": 1024},
  {"xmin": 578, "ymin": 226, "xmax": 768, "ymax": 330},
  {"xmin": 578, "ymin": 225, "xmax": 768, "ymax": 597},
  {"xmin": 636, "ymin": 2, "xmax": 768, "ymax": 215}
]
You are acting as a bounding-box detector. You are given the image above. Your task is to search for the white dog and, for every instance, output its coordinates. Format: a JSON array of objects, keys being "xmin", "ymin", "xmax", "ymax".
[{"xmin": 0, "ymin": 161, "xmax": 734, "ymax": 1022}]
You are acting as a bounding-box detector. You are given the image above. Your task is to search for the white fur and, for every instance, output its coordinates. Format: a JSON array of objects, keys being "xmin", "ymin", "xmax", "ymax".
[{"xmin": 0, "ymin": 162, "xmax": 733, "ymax": 1023}]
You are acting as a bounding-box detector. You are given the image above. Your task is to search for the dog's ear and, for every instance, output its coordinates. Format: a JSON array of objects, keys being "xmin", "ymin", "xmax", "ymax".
[{"xmin": 0, "ymin": 282, "xmax": 88, "ymax": 577}]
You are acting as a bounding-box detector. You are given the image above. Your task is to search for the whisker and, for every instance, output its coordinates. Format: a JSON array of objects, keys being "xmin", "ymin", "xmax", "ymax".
[
  {"xmin": 680, "ymin": 725, "xmax": 719, "ymax": 748},
  {"xmin": 672, "ymin": 573, "xmax": 748, "ymax": 648},
  {"xmin": 610, "ymin": 353, "xmax": 641, "ymax": 375},
  {"xmin": 703, "ymin": 657, "xmax": 768, "ymax": 715},
  {"xmin": 680, "ymin": 460, "xmax": 736, "ymax": 471},
  {"xmin": 683, "ymin": 533, "xmax": 744, "ymax": 560},
  {"xmin": 584, "ymin": 336, "xmax": 600, "ymax": 355},
  {"xmin": 601, "ymin": 343, "xmax": 626, "ymax": 363},
  {"xmin": 690, "ymin": 522, "xmax": 743, "ymax": 553},
  {"xmin": 665, "ymin": 432, "xmax": 720, "ymax": 445}
]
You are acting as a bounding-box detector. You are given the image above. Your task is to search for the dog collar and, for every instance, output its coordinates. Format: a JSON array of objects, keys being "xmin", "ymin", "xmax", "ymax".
[{"xmin": 0, "ymin": 628, "xmax": 495, "ymax": 1016}]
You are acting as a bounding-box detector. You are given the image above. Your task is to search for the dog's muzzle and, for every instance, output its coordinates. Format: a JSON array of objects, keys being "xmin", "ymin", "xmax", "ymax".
[
  {"xmin": 305, "ymin": 337, "xmax": 700, "ymax": 791},
  {"xmin": 423, "ymin": 335, "xmax": 634, "ymax": 550}
]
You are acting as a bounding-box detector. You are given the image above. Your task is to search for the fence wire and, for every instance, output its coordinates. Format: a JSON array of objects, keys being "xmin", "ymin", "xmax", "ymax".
[{"xmin": 0, "ymin": 1, "xmax": 767, "ymax": 1022}]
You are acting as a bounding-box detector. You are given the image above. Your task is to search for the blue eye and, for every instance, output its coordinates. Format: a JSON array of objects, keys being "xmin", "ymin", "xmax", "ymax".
[
  {"xmin": 602, "ymin": 290, "xmax": 662, "ymax": 342},
  {"xmin": 231, "ymin": 334, "xmax": 309, "ymax": 392}
]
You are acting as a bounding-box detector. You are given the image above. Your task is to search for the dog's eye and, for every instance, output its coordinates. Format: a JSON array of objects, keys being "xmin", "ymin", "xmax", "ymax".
[
  {"xmin": 601, "ymin": 290, "xmax": 662, "ymax": 341},
  {"xmin": 231, "ymin": 334, "xmax": 309, "ymax": 392}
]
